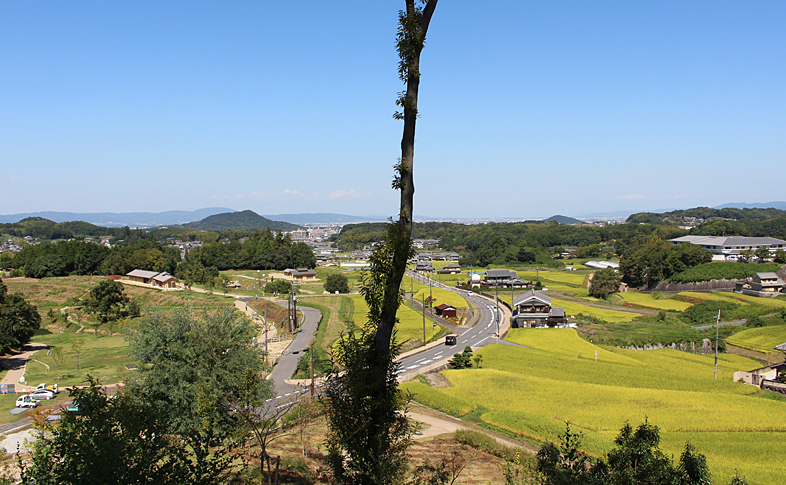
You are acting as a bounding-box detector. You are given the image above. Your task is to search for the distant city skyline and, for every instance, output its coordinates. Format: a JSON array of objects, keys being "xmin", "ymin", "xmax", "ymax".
[{"xmin": 2, "ymin": 2, "xmax": 784, "ymax": 219}]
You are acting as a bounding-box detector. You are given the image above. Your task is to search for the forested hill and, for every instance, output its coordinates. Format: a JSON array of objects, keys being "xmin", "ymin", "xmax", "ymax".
[
  {"xmin": 543, "ymin": 215, "xmax": 583, "ymax": 225},
  {"xmin": 182, "ymin": 210, "xmax": 300, "ymax": 231},
  {"xmin": 0, "ymin": 217, "xmax": 121, "ymax": 239},
  {"xmin": 626, "ymin": 207, "xmax": 786, "ymax": 239}
]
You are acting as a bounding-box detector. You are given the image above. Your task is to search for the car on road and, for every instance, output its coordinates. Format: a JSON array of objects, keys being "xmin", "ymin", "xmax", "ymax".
[
  {"xmin": 445, "ymin": 335, "xmax": 457, "ymax": 346},
  {"xmin": 28, "ymin": 388, "xmax": 57, "ymax": 400},
  {"xmin": 16, "ymin": 395, "xmax": 40, "ymax": 408}
]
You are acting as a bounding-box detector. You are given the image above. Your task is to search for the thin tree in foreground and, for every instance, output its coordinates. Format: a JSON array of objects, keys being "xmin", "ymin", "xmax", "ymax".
[{"xmin": 324, "ymin": 2, "xmax": 438, "ymax": 484}]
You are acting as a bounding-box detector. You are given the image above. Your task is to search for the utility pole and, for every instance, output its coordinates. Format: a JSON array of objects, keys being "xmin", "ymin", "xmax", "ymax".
[
  {"xmin": 422, "ymin": 293, "xmax": 426, "ymax": 344},
  {"xmin": 310, "ymin": 342, "xmax": 315, "ymax": 398},
  {"xmin": 714, "ymin": 309, "xmax": 721, "ymax": 379},
  {"xmin": 264, "ymin": 306, "xmax": 268, "ymax": 362},
  {"xmin": 495, "ymin": 284, "xmax": 500, "ymax": 340}
]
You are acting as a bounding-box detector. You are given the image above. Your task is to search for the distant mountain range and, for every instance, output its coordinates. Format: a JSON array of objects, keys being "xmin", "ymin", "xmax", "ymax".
[
  {"xmin": 714, "ymin": 201, "xmax": 786, "ymax": 210},
  {"xmin": 183, "ymin": 210, "xmax": 300, "ymax": 231},
  {"xmin": 0, "ymin": 208, "xmax": 236, "ymax": 227},
  {"xmin": 264, "ymin": 213, "xmax": 386, "ymax": 224}
]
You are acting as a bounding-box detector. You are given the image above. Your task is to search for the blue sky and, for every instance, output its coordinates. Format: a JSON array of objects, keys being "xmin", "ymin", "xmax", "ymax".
[{"xmin": 2, "ymin": 1, "xmax": 784, "ymax": 219}]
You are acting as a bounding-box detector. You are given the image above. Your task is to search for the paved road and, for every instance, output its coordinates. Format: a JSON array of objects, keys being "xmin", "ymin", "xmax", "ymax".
[
  {"xmin": 266, "ymin": 305, "xmax": 322, "ymax": 397},
  {"xmin": 397, "ymin": 270, "xmax": 520, "ymax": 379}
]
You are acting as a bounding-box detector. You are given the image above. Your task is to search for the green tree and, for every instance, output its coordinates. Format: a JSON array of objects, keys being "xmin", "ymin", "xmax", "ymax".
[
  {"xmin": 588, "ymin": 268, "xmax": 622, "ymax": 299},
  {"xmin": 71, "ymin": 338, "xmax": 85, "ymax": 371},
  {"xmin": 127, "ymin": 307, "xmax": 272, "ymax": 442},
  {"xmin": 0, "ymin": 281, "xmax": 41, "ymax": 354},
  {"xmin": 448, "ymin": 346, "xmax": 473, "ymax": 369},
  {"xmin": 25, "ymin": 377, "xmax": 189, "ymax": 485},
  {"xmin": 774, "ymin": 248, "xmax": 786, "ymax": 264},
  {"xmin": 83, "ymin": 279, "xmax": 129, "ymax": 323},
  {"xmin": 265, "ymin": 279, "xmax": 292, "ymax": 295},
  {"xmin": 755, "ymin": 246, "xmax": 772, "ymax": 262},
  {"xmin": 324, "ymin": 272, "xmax": 350, "ymax": 294},
  {"xmin": 51, "ymin": 346, "xmax": 65, "ymax": 381},
  {"xmin": 323, "ymin": 2, "xmax": 438, "ymax": 485}
]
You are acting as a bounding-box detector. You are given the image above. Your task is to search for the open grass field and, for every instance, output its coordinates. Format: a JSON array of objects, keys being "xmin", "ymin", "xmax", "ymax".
[
  {"xmin": 726, "ymin": 325, "xmax": 786, "ymax": 353},
  {"xmin": 22, "ymin": 332, "xmax": 135, "ymax": 389},
  {"xmin": 617, "ymin": 292, "xmax": 694, "ymax": 311},
  {"xmin": 404, "ymin": 328, "xmax": 783, "ymax": 484}
]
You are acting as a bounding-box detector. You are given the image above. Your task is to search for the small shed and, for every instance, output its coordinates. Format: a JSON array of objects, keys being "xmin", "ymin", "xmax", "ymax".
[{"xmin": 435, "ymin": 303, "xmax": 457, "ymax": 318}]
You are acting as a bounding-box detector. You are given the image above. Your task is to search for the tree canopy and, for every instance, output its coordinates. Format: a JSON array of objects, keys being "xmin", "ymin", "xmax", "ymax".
[{"xmin": 0, "ymin": 281, "xmax": 41, "ymax": 354}]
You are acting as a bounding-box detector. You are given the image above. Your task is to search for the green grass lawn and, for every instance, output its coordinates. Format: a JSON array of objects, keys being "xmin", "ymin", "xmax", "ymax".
[
  {"xmin": 403, "ymin": 328, "xmax": 783, "ymax": 484},
  {"xmin": 22, "ymin": 332, "xmax": 135, "ymax": 389}
]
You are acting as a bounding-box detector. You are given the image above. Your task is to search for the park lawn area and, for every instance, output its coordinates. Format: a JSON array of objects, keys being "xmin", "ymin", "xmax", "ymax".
[
  {"xmin": 412, "ymin": 286, "xmax": 468, "ymax": 309},
  {"xmin": 618, "ymin": 292, "xmax": 693, "ymax": 311},
  {"xmin": 726, "ymin": 325, "xmax": 786, "ymax": 353},
  {"xmin": 22, "ymin": 332, "xmax": 134, "ymax": 388},
  {"xmin": 405, "ymin": 329, "xmax": 780, "ymax": 484}
]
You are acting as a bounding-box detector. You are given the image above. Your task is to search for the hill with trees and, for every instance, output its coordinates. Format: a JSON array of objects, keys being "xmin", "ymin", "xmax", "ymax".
[
  {"xmin": 543, "ymin": 214, "xmax": 584, "ymax": 225},
  {"xmin": 182, "ymin": 210, "xmax": 300, "ymax": 231}
]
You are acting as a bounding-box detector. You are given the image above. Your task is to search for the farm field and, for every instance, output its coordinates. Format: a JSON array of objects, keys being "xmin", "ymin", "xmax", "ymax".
[
  {"xmin": 726, "ymin": 325, "xmax": 786, "ymax": 353},
  {"xmin": 617, "ymin": 292, "xmax": 693, "ymax": 311},
  {"xmin": 517, "ymin": 270, "xmax": 588, "ymax": 287},
  {"xmin": 350, "ymin": 295, "xmax": 439, "ymax": 344},
  {"xmin": 496, "ymin": 294, "xmax": 643, "ymax": 323},
  {"xmin": 403, "ymin": 328, "xmax": 784, "ymax": 484},
  {"xmin": 727, "ymin": 293, "xmax": 786, "ymax": 308},
  {"xmin": 677, "ymin": 291, "xmax": 750, "ymax": 304}
]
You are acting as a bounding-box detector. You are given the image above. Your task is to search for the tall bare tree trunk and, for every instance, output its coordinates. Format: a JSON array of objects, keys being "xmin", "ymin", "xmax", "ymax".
[{"xmin": 374, "ymin": 0, "xmax": 438, "ymax": 356}]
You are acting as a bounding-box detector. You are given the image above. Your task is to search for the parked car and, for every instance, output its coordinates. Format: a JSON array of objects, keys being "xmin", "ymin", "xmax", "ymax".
[
  {"xmin": 16, "ymin": 395, "xmax": 39, "ymax": 408},
  {"xmin": 36, "ymin": 383, "xmax": 58, "ymax": 393},
  {"xmin": 28, "ymin": 388, "xmax": 57, "ymax": 400}
]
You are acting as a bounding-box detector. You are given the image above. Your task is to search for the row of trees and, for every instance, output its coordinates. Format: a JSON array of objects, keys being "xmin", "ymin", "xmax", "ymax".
[
  {"xmin": 619, "ymin": 237, "xmax": 713, "ymax": 287},
  {"xmin": 8, "ymin": 228, "xmax": 315, "ymax": 282}
]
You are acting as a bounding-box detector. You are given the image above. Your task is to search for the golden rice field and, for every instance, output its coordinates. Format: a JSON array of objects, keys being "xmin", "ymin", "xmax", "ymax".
[
  {"xmin": 404, "ymin": 328, "xmax": 784, "ymax": 484},
  {"xmin": 549, "ymin": 296, "xmax": 644, "ymax": 323},
  {"xmin": 518, "ymin": 270, "xmax": 587, "ymax": 286},
  {"xmin": 726, "ymin": 292, "xmax": 786, "ymax": 308},
  {"xmin": 726, "ymin": 325, "xmax": 786, "ymax": 353},
  {"xmin": 618, "ymin": 292, "xmax": 693, "ymax": 311},
  {"xmin": 678, "ymin": 291, "xmax": 749, "ymax": 303}
]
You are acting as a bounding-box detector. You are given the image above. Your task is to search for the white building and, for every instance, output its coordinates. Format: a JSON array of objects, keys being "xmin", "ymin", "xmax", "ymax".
[{"xmin": 669, "ymin": 236, "xmax": 786, "ymax": 261}]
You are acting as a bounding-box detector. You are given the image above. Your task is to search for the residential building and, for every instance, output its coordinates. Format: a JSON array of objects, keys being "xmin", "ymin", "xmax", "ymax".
[{"xmin": 511, "ymin": 290, "xmax": 567, "ymax": 328}]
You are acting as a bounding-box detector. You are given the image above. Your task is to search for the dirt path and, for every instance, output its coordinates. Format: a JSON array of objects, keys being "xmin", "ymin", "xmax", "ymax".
[
  {"xmin": 0, "ymin": 343, "xmax": 48, "ymax": 391},
  {"xmin": 408, "ymin": 406, "xmax": 536, "ymax": 453}
]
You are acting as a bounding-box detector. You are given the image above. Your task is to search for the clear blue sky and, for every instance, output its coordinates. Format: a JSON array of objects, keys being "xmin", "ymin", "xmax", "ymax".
[{"xmin": 2, "ymin": 1, "xmax": 784, "ymax": 219}]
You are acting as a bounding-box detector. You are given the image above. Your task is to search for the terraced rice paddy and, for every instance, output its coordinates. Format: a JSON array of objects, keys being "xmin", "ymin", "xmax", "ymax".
[
  {"xmin": 402, "ymin": 328, "xmax": 784, "ymax": 484},
  {"xmin": 726, "ymin": 325, "xmax": 786, "ymax": 353},
  {"xmin": 412, "ymin": 286, "xmax": 468, "ymax": 309},
  {"xmin": 618, "ymin": 292, "xmax": 693, "ymax": 311},
  {"xmin": 350, "ymin": 295, "xmax": 438, "ymax": 344}
]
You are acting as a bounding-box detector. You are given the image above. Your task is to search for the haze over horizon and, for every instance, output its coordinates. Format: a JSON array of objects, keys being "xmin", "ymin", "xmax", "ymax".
[{"xmin": 3, "ymin": 2, "xmax": 784, "ymax": 220}]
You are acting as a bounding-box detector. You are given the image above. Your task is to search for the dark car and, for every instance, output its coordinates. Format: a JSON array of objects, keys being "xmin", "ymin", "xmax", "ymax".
[{"xmin": 445, "ymin": 335, "xmax": 457, "ymax": 346}]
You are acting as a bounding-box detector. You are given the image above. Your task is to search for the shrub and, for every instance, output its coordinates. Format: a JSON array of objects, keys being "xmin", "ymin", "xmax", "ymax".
[{"xmin": 324, "ymin": 272, "xmax": 350, "ymax": 294}]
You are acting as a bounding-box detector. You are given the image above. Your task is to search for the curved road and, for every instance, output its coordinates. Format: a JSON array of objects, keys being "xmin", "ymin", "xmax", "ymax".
[{"xmin": 257, "ymin": 271, "xmax": 512, "ymax": 400}]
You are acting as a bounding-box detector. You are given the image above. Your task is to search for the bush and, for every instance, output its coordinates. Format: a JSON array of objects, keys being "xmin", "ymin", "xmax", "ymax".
[
  {"xmin": 681, "ymin": 301, "xmax": 740, "ymax": 326},
  {"xmin": 324, "ymin": 272, "xmax": 350, "ymax": 294},
  {"xmin": 265, "ymin": 279, "xmax": 292, "ymax": 295}
]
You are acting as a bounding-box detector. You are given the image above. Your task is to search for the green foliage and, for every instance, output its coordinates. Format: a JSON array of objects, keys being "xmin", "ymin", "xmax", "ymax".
[
  {"xmin": 745, "ymin": 314, "xmax": 764, "ymax": 328},
  {"xmin": 83, "ymin": 279, "xmax": 129, "ymax": 323},
  {"xmin": 774, "ymin": 248, "xmax": 786, "ymax": 264},
  {"xmin": 448, "ymin": 346, "xmax": 474, "ymax": 369},
  {"xmin": 265, "ymin": 279, "xmax": 292, "ymax": 295},
  {"xmin": 323, "ymin": 330, "xmax": 411, "ymax": 485},
  {"xmin": 25, "ymin": 377, "xmax": 187, "ymax": 485},
  {"xmin": 536, "ymin": 421, "xmax": 711, "ymax": 485},
  {"xmin": 681, "ymin": 301, "xmax": 740, "ymax": 326},
  {"xmin": 325, "ymin": 272, "xmax": 350, "ymax": 294},
  {"xmin": 668, "ymin": 262, "xmax": 782, "ymax": 284},
  {"xmin": 589, "ymin": 267, "xmax": 622, "ymax": 299},
  {"xmin": 620, "ymin": 238, "xmax": 712, "ymax": 287},
  {"xmin": 0, "ymin": 281, "xmax": 41, "ymax": 353},
  {"xmin": 454, "ymin": 429, "xmax": 517, "ymax": 461},
  {"xmin": 126, "ymin": 307, "xmax": 272, "ymax": 440}
]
